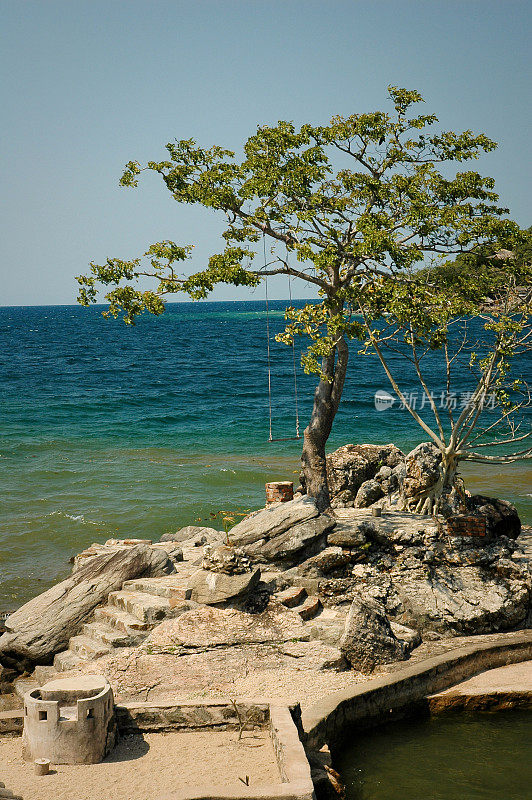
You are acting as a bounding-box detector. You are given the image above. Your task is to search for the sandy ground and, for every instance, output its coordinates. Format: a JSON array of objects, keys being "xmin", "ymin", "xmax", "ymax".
[{"xmin": 0, "ymin": 729, "xmax": 280, "ymax": 800}]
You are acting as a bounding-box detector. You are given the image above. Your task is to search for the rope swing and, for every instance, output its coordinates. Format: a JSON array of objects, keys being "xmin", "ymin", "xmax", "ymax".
[{"xmin": 263, "ymin": 235, "xmax": 301, "ymax": 442}]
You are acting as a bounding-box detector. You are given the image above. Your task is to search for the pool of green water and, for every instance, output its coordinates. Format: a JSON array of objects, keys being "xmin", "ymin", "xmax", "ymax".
[{"xmin": 336, "ymin": 711, "xmax": 532, "ymax": 800}]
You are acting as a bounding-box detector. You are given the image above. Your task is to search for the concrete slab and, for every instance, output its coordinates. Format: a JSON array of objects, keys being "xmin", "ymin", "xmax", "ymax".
[
  {"xmin": 428, "ymin": 659, "xmax": 532, "ymax": 713},
  {"xmin": 431, "ymin": 659, "xmax": 532, "ymax": 696}
]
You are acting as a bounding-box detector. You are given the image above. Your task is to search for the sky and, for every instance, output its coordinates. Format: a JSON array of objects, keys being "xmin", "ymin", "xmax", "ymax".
[{"xmin": 1, "ymin": 0, "xmax": 530, "ymax": 306}]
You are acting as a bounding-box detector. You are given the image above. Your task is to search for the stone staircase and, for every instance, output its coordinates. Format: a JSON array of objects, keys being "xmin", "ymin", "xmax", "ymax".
[
  {"xmin": 53, "ymin": 574, "xmax": 196, "ymax": 672},
  {"xmin": 48, "ymin": 567, "xmax": 342, "ymax": 674},
  {"xmin": 275, "ymin": 585, "xmax": 345, "ymax": 634}
]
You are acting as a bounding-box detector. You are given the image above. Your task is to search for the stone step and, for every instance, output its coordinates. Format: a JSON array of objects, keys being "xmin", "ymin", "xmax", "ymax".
[
  {"xmin": 53, "ymin": 649, "xmax": 85, "ymax": 672},
  {"xmin": 297, "ymin": 595, "xmax": 322, "ymax": 621},
  {"xmin": 81, "ymin": 621, "xmax": 142, "ymax": 648},
  {"xmin": 122, "ymin": 577, "xmax": 192, "ymax": 601},
  {"xmin": 276, "ymin": 586, "xmax": 308, "ymax": 608},
  {"xmin": 93, "ymin": 605, "xmax": 152, "ymax": 633},
  {"xmin": 33, "ymin": 665, "xmax": 58, "ymax": 685},
  {"xmin": 68, "ymin": 635, "xmax": 112, "ymax": 660},
  {"xmin": 308, "ymin": 609, "xmax": 346, "ymax": 647},
  {"xmin": 13, "ymin": 675, "xmax": 39, "ymax": 700},
  {"xmin": 107, "ymin": 590, "xmax": 172, "ymax": 624}
]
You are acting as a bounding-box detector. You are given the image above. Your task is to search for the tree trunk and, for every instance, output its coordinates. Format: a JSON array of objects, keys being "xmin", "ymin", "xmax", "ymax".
[
  {"xmin": 300, "ymin": 335, "xmax": 349, "ymax": 511},
  {"xmin": 411, "ymin": 450, "xmax": 466, "ymax": 516}
]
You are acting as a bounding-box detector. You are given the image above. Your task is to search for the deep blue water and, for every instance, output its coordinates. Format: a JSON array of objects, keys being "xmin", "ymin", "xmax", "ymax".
[{"xmin": 0, "ymin": 301, "xmax": 530, "ymax": 612}]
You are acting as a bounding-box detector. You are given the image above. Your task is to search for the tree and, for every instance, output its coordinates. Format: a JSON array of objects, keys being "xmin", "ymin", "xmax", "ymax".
[
  {"xmin": 77, "ymin": 86, "xmax": 528, "ymax": 510},
  {"xmin": 356, "ymin": 254, "xmax": 532, "ymax": 515}
]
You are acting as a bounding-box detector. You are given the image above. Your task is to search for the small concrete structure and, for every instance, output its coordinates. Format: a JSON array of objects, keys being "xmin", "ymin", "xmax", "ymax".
[{"xmin": 23, "ymin": 675, "xmax": 115, "ymax": 764}]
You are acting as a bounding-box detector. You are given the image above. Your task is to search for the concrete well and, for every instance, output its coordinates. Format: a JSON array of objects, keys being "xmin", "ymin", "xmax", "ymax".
[{"xmin": 22, "ymin": 675, "xmax": 116, "ymax": 764}]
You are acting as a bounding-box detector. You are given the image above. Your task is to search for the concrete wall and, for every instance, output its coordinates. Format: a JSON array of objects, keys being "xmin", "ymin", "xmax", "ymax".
[{"xmin": 302, "ymin": 629, "xmax": 532, "ymax": 751}]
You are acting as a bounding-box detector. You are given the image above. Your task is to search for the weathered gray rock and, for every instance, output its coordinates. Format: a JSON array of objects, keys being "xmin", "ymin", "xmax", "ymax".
[
  {"xmin": 298, "ymin": 547, "xmax": 351, "ymax": 577},
  {"xmin": 327, "ymin": 520, "xmax": 371, "ymax": 548},
  {"xmin": 340, "ymin": 595, "xmax": 408, "ymax": 672},
  {"xmin": 326, "ymin": 443, "xmax": 404, "ymax": 506},
  {"xmin": 467, "ymin": 495, "xmax": 521, "ymax": 539},
  {"xmin": 400, "ymin": 442, "xmax": 442, "ymax": 508},
  {"xmin": 0, "ymin": 545, "xmax": 173, "ymax": 669},
  {"xmin": 354, "ymin": 479, "xmax": 385, "ymax": 508},
  {"xmin": 201, "ymin": 545, "xmax": 251, "ymax": 574},
  {"xmin": 389, "ymin": 621, "xmax": 421, "ymax": 651},
  {"xmin": 246, "ymin": 514, "xmax": 336, "ymax": 564},
  {"xmin": 188, "ymin": 566, "xmax": 261, "ymax": 605},
  {"xmin": 229, "ymin": 495, "xmax": 319, "ymax": 546},
  {"xmin": 143, "ymin": 603, "xmax": 307, "ymax": 651},
  {"xmin": 161, "ymin": 525, "xmax": 220, "ymax": 544},
  {"xmin": 392, "ymin": 563, "xmax": 530, "ymax": 634}
]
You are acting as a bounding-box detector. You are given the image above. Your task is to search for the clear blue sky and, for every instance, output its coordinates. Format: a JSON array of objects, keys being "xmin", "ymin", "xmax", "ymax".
[{"xmin": 1, "ymin": 0, "xmax": 530, "ymax": 305}]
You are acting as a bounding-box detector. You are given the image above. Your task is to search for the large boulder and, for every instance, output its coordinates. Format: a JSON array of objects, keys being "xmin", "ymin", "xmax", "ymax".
[
  {"xmin": 392, "ymin": 562, "xmax": 530, "ymax": 634},
  {"xmin": 187, "ymin": 566, "xmax": 261, "ymax": 605},
  {"xmin": 229, "ymin": 495, "xmax": 320, "ymax": 546},
  {"xmin": 339, "ymin": 595, "xmax": 408, "ymax": 672},
  {"xmin": 400, "ymin": 442, "xmax": 442, "ymax": 509},
  {"xmin": 467, "ymin": 495, "xmax": 521, "ymax": 539},
  {"xmin": 326, "ymin": 444, "xmax": 404, "ymax": 507},
  {"xmin": 245, "ymin": 514, "xmax": 335, "ymax": 565},
  {"xmin": 160, "ymin": 525, "xmax": 221, "ymax": 544},
  {"xmin": 143, "ymin": 603, "xmax": 308, "ymax": 652},
  {"xmin": 0, "ymin": 544, "xmax": 172, "ymax": 670}
]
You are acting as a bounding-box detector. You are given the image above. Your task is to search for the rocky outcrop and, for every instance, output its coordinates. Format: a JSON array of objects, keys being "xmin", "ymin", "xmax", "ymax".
[
  {"xmin": 229, "ymin": 495, "xmax": 320, "ymax": 546},
  {"xmin": 0, "ymin": 544, "xmax": 173, "ymax": 670},
  {"xmin": 228, "ymin": 496, "xmax": 336, "ymax": 566},
  {"xmin": 188, "ymin": 565, "xmax": 261, "ymax": 605},
  {"xmin": 467, "ymin": 495, "xmax": 521, "ymax": 539},
  {"xmin": 393, "ymin": 561, "xmax": 530, "ymax": 635},
  {"xmin": 339, "ymin": 595, "xmax": 408, "ymax": 672},
  {"xmin": 399, "ymin": 442, "xmax": 442, "ymax": 509},
  {"xmin": 326, "ymin": 443, "xmax": 404, "ymax": 508},
  {"xmin": 161, "ymin": 526, "xmax": 221, "ymax": 545},
  {"xmin": 143, "ymin": 603, "xmax": 308, "ymax": 652}
]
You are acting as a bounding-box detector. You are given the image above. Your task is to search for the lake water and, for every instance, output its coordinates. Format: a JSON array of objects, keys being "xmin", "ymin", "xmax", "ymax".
[
  {"xmin": 336, "ymin": 710, "xmax": 532, "ymax": 800},
  {"xmin": 0, "ymin": 301, "xmax": 530, "ymax": 613}
]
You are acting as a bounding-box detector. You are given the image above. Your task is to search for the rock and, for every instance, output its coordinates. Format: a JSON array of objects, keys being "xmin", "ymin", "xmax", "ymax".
[
  {"xmin": 340, "ymin": 595, "xmax": 408, "ymax": 672},
  {"xmin": 392, "ymin": 563, "xmax": 530, "ymax": 634},
  {"xmin": 298, "ymin": 547, "xmax": 351, "ymax": 577},
  {"xmin": 72, "ymin": 540, "xmax": 178, "ymax": 572},
  {"xmin": 326, "ymin": 443, "xmax": 404, "ymax": 505},
  {"xmin": 246, "ymin": 514, "xmax": 336, "ymax": 565},
  {"xmin": 354, "ymin": 479, "xmax": 385, "ymax": 508},
  {"xmin": 188, "ymin": 566, "xmax": 261, "ymax": 605},
  {"xmin": 229, "ymin": 495, "xmax": 319, "ymax": 546},
  {"xmin": 143, "ymin": 603, "xmax": 308, "ymax": 651},
  {"xmin": 201, "ymin": 545, "xmax": 251, "ymax": 574},
  {"xmin": 327, "ymin": 520, "xmax": 370, "ymax": 548},
  {"xmin": 0, "ymin": 544, "xmax": 173, "ymax": 670},
  {"xmin": 160, "ymin": 526, "xmax": 220, "ymax": 544},
  {"xmin": 389, "ymin": 621, "xmax": 421, "ymax": 652},
  {"xmin": 276, "ymin": 586, "xmax": 307, "ymax": 608},
  {"xmin": 467, "ymin": 495, "xmax": 521, "ymax": 539},
  {"xmin": 400, "ymin": 442, "xmax": 442, "ymax": 508}
]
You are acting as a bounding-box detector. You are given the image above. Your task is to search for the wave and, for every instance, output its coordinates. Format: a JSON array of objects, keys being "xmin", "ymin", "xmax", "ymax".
[{"xmin": 46, "ymin": 511, "xmax": 100, "ymax": 525}]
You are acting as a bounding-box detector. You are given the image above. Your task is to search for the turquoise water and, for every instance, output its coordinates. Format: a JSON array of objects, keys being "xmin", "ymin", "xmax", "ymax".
[
  {"xmin": 0, "ymin": 302, "xmax": 530, "ymax": 613},
  {"xmin": 336, "ymin": 711, "xmax": 532, "ymax": 800}
]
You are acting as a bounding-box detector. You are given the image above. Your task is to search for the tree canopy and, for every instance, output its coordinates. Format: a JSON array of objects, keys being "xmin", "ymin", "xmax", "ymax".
[{"xmin": 77, "ymin": 86, "xmax": 530, "ymax": 509}]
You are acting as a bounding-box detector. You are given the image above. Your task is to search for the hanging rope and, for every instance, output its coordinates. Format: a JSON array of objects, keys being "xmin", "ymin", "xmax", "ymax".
[
  {"xmin": 287, "ymin": 251, "xmax": 300, "ymax": 438},
  {"xmin": 264, "ymin": 236, "xmax": 273, "ymax": 442},
  {"xmin": 263, "ymin": 234, "xmax": 301, "ymax": 442}
]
